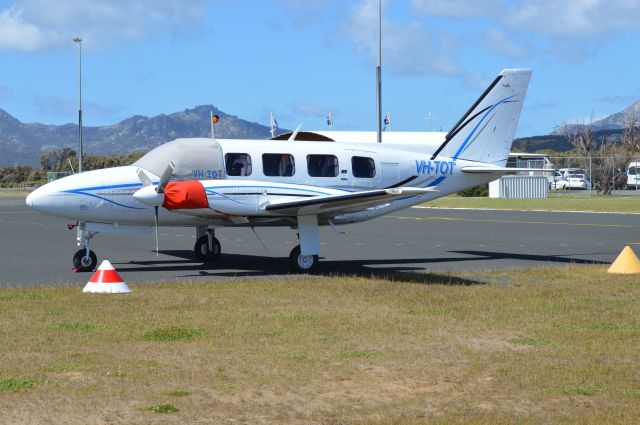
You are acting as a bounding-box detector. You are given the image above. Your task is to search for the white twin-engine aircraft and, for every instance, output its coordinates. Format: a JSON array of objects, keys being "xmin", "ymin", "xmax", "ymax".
[{"xmin": 27, "ymin": 69, "xmax": 532, "ymax": 273}]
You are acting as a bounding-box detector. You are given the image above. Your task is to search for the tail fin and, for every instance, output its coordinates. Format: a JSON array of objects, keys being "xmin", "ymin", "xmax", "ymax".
[{"xmin": 431, "ymin": 69, "xmax": 532, "ymax": 166}]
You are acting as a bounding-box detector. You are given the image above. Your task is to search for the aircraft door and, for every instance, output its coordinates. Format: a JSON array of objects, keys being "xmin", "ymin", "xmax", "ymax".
[{"xmin": 380, "ymin": 162, "xmax": 400, "ymax": 188}]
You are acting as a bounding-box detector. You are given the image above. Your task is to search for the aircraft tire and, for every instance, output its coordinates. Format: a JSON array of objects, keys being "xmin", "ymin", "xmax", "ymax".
[
  {"xmin": 194, "ymin": 235, "xmax": 221, "ymax": 262},
  {"xmin": 73, "ymin": 249, "xmax": 97, "ymax": 272},
  {"xmin": 289, "ymin": 245, "xmax": 319, "ymax": 273}
]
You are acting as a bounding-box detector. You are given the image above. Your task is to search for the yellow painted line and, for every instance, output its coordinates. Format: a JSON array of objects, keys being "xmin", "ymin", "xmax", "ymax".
[{"xmin": 388, "ymin": 215, "xmax": 635, "ymax": 228}]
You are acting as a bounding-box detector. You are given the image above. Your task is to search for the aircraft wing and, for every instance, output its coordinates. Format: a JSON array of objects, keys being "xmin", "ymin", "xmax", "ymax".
[{"xmin": 263, "ymin": 187, "xmax": 436, "ymax": 216}]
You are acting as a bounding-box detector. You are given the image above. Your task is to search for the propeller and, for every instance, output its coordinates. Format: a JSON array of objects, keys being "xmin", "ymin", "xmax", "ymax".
[
  {"xmin": 133, "ymin": 161, "xmax": 175, "ymax": 256},
  {"xmin": 156, "ymin": 161, "xmax": 175, "ymax": 193}
]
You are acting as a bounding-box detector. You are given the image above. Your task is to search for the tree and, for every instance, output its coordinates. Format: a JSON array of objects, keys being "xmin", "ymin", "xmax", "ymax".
[
  {"xmin": 561, "ymin": 111, "xmax": 639, "ymax": 195},
  {"xmin": 39, "ymin": 147, "xmax": 76, "ymax": 172}
]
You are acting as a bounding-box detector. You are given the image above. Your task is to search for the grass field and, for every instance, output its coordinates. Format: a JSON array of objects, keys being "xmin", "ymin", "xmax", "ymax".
[
  {"xmin": 426, "ymin": 194, "xmax": 640, "ymax": 213},
  {"xmin": 1, "ymin": 266, "xmax": 639, "ymax": 424},
  {"xmin": 0, "ymin": 190, "xmax": 31, "ymax": 197}
]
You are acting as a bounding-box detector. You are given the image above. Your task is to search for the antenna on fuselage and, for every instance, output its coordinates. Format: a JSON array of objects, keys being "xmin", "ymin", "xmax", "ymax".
[{"xmin": 288, "ymin": 124, "xmax": 302, "ymax": 141}]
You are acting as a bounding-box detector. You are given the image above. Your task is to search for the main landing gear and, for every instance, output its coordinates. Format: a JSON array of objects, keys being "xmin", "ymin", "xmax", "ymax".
[
  {"xmin": 194, "ymin": 227, "xmax": 221, "ymax": 262},
  {"xmin": 288, "ymin": 214, "xmax": 321, "ymax": 274},
  {"xmin": 289, "ymin": 245, "xmax": 319, "ymax": 273},
  {"xmin": 67, "ymin": 216, "xmax": 325, "ymax": 274}
]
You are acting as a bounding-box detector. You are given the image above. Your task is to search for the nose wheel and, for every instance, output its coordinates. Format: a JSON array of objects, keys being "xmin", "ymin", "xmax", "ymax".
[
  {"xmin": 194, "ymin": 234, "xmax": 221, "ymax": 262},
  {"xmin": 289, "ymin": 245, "xmax": 318, "ymax": 273},
  {"xmin": 72, "ymin": 249, "xmax": 97, "ymax": 272}
]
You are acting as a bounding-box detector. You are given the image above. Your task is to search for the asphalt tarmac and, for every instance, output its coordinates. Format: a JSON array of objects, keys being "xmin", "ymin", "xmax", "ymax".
[{"xmin": 1, "ymin": 196, "xmax": 638, "ymax": 287}]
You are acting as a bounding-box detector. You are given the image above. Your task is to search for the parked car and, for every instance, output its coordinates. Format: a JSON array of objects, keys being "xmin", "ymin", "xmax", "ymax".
[
  {"xmin": 627, "ymin": 162, "xmax": 640, "ymax": 189},
  {"xmin": 558, "ymin": 168, "xmax": 586, "ymax": 179},
  {"xmin": 565, "ymin": 174, "xmax": 591, "ymax": 190},
  {"xmin": 551, "ymin": 178, "xmax": 568, "ymax": 190},
  {"xmin": 550, "ymin": 171, "xmax": 567, "ymax": 190}
]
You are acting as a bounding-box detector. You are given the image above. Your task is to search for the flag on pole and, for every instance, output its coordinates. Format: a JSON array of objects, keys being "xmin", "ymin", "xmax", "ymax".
[
  {"xmin": 270, "ymin": 112, "xmax": 278, "ymax": 139},
  {"xmin": 212, "ymin": 114, "xmax": 220, "ymax": 124},
  {"xmin": 326, "ymin": 111, "xmax": 333, "ymax": 127},
  {"xmin": 383, "ymin": 111, "xmax": 391, "ymax": 131}
]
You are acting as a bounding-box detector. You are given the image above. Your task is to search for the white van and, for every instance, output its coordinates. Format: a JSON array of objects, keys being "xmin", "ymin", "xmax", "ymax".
[{"xmin": 627, "ymin": 162, "xmax": 640, "ymax": 189}]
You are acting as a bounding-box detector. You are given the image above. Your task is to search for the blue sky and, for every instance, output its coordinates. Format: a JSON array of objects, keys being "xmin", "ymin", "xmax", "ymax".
[{"xmin": 1, "ymin": 0, "xmax": 640, "ymax": 137}]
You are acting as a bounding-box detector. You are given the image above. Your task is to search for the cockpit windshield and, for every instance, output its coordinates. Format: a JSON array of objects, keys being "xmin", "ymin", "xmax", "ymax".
[{"xmin": 134, "ymin": 138, "xmax": 225, "ymax": 180}]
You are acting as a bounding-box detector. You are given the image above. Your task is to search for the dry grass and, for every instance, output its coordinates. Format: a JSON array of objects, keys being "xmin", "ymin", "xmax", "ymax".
[
  {"xmin": 426, "ymin": 195, "xmax": 640, "ymax": 213},
  {"xmin": 0, "ymin": 266, "xmax": 639, "ymax": 424},
  {"xmin": 0, "ymin": 190, "xmax": 31, "ymax": 197}
]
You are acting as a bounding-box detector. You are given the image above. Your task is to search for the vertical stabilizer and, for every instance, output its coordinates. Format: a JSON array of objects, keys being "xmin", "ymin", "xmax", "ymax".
[{"xmin": 431, "ymin": 69, "xmax": 532, "ymax": 166}]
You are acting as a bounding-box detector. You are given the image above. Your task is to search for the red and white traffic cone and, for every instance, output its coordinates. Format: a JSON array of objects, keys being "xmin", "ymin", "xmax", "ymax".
[{"xmin": 83, "ymin": 260, "xmax": 131, "ymax": 293}]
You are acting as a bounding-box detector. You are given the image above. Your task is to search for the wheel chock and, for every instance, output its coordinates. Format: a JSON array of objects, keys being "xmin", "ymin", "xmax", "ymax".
[
  {"xmin": 83, "ymin": 260, "xmax": 131, "ymax": 293},
  {"xmin": 607, "ymin": 245, "xmax": 640, "ymax": 274}
]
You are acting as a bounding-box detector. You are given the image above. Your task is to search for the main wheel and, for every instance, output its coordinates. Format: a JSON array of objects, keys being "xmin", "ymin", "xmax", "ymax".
[
  {"xmin": 72, "ymin": 249, "xmax": 97, "ymax": 272},
  {"xmin": 288, "ymin": 245, "xmax": 319, "ymax": 273},
  {"xmin": 194, "ymin": 235, "xmax": 221, "ymax": 262}
]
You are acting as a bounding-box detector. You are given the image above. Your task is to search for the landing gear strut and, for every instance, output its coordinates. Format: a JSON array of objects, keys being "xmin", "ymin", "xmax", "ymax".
[
  {"xmin": 194, "ymin": 227, "xmax": 221, "ymax": 262},
  {"xmin": 73, "ymin": 222, "xmax": 98, "ymax": 272},
  {"xmin": 289, "ymin": 214, "xmax": 320, "ymax": 273}
]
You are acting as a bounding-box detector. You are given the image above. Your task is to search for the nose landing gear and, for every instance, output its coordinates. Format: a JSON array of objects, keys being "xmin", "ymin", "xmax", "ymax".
[
  {"xmin": 72, "ymin": 248, "xmax": 97, "ymax": 272},
  {"xmin": 72, "ymin": 222, "xmax": 98, "ymax": 272}
]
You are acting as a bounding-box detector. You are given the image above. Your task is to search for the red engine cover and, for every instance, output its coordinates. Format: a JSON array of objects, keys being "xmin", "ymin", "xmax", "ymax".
[{"xmin": 162, "ymin": 180, "xmax": 209, "ymax": 210}]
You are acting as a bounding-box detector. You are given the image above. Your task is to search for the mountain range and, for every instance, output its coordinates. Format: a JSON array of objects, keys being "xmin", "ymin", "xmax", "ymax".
[
  {"xmin": 1, "ymin": 99, "xmax": 638, "ymax": 167},
  {"xmin": 0, "ymin": 105, "xmax": 277, "ymax": 167}
]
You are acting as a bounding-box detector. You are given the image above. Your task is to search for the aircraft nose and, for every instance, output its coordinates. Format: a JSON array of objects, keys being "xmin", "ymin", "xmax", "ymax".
[
  {"xmin": 25, "ymin": 191, "xmax": 34, "ymax": 208},
  {"xmin": 26, "ymin": 185, "xmax": 62, "ymax": 213}
]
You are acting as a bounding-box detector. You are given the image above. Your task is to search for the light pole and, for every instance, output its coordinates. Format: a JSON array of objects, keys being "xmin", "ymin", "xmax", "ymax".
[
  {"xmin": 375, "ymin": 0, "xmax": 382, "ymax": 144},
  {"xmin": 73, "ymin": 37, "xmax": 83, "ymax": 173}
]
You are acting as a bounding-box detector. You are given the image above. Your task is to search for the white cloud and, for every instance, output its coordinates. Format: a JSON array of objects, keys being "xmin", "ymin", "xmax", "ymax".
[
  {"xmin": 0, "ymin": 6, "xmax": 44, "ymax": 51},
  {"xmin": 507, "ymin": 0, "xmax": 640, "ymax": 37},
  {"xmin": 484, "ymin": 28, "xmax": 529, "ymax": 59},
  {"xmin": 34, "ymin": 94, "xmax": 124, "ymax": 121},
  {"xmin": 291, "ymin": 102, "xmax": 329, "ymax": 117},
  {"xmin": 344, "ymin": 0, "xmax": 463, "ymax": 77},
  {"xmin": 0, "ymin": 0, "xmax": 208, "ymax": 51},
  {"xmin": 0, "ymin": 86, "xmax": 10, "ymax": 102},
  {"xmin": 600, "ymin": 93, "xmax": 640, "ymax": 106},
  {"xmin": 410, "ymin": 0, "xmax": 640, "ymax": 38},
  {"xmin": 410, "ymin": 0, "xmax": 502, "ymax": 18}
]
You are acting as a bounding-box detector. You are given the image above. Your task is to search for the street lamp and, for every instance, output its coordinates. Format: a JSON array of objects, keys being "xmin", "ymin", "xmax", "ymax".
[{"xmin": 73, "ymin": 37, "xmax": 83, "ymax": 173}]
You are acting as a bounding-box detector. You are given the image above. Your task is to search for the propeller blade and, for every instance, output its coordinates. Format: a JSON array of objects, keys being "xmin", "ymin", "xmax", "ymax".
[
  {"xmin": 136, "ymin": 168, "xmax": 152, "ymax": 187},
  {"xmin": 156, "ymin": 161, "xmax": 175, "ymax": 193},
  {"xmin": 154, "ymin": 205, "xmax": 159, "ymax": 256}
]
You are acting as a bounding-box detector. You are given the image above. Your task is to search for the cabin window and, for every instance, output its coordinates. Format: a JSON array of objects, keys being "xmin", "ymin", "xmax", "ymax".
[
  {"xmin": 263, "ymin": 153, "xmax": 295, "ymax": 177},
  {"xmin": 629, "ymin": 167, "xmax": 637, "ymax": 176},
  {"xmin": 352, "ymin": 156, "xmax": 376, "ymax": 178},
  {"xmin": 307, "ymin": 154, "xmax": 339, "ymax": 177},
  {"xmin": 225, "ymin": 153, "xmax": 252, "ymax": 176}
]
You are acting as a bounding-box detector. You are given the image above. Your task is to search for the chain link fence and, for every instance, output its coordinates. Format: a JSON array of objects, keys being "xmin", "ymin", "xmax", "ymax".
[{"xmin": 546, "ymin": 156, "xmax": 640, "ymax": 196}]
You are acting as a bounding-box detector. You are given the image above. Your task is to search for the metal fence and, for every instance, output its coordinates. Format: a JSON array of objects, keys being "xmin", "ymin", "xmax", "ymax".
[
  {"xmin": 546, "ymin": 156, "xmax": 640, "ymax": 196},
  {"xmin": 0, "ymin": 184, "xmax": 38, "ymax": 192}
]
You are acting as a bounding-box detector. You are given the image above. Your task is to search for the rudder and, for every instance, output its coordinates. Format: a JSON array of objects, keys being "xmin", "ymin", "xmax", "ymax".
[{"xmin": 431, "ymin": 69, "xmax": 532, "ymax": 166}]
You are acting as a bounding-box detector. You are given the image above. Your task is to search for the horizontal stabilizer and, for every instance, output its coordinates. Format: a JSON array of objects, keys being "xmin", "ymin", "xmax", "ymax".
[{"xmin": 461, "ymin": 166, "xmax": 552, "ymax": 174}]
